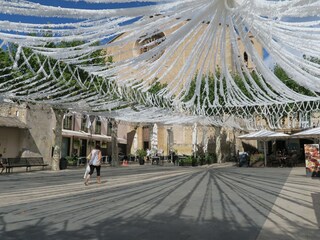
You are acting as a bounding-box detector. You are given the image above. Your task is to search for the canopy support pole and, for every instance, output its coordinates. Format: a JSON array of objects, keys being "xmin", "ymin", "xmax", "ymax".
[{"xmin": 264, "ymin": 141, "xmax": 267, "ymax": 167}]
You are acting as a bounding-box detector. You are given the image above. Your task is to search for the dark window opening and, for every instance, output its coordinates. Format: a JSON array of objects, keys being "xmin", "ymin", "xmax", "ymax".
[
  {"xmin": 244, "ymin": 52, "xmax": 248, "ymax": 63},
  {"xmin": 63, "ymin": 115, "xmax": 72, "ymax": 130},
  {"xmin": 95, "ymin": 120, "xmax": 101, "ymax": 134}
]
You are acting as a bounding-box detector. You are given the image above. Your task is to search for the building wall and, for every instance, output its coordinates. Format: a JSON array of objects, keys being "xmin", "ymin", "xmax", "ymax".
[
  {"xmin": 0, "ymin": 103, "xmax": 29, "ymax": 158},
  {"xmin": 62, "ymin": 115, "xmax": 130, "ymax": 158},
  {"xmin": 0, "ymin": 127, "xmax": 26, "ymax": 157},
  {"xmin": 0, "ymin": 103, "xmax": 55, "ymax": 165},
  {"xmin": 25, "ymin": 104, "xmax": 55, "ymax": 165},
  {"xmin": 100, "ymin": 117, "xmax": 109, "ymax": 135},
  {"xmin": 74, "ymin": 113, "xmax": 81, "ymax": 131},
  {"xmin": 0, "ymin": 101, "xmax": 246, "ymax": 163},
  {"xmin": 118, "ymin": 122, "xmax": 130, "ymax": 142}
]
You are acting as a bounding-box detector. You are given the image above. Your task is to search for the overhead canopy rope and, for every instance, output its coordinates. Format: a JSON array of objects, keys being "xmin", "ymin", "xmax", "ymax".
[{"xmin": 0, "ymin": 0, "xmax": 319, "ymax": 129}]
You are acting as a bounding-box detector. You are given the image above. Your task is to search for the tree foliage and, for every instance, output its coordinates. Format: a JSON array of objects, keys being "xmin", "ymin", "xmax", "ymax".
[{"xmin": 273, "ymin": 65, "xmax": 315, "ymax": 96}]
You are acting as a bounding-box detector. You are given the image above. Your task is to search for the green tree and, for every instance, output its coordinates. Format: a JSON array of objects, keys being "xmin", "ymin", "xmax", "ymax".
[{"xmin": 273, "ymin": 65, "xmax": 315, "ymax": 96}]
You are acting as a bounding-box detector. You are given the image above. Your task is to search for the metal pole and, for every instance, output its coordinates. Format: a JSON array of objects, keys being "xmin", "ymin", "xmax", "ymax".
[{"xmin": 264, "ymin": 141, "xmax": 267, "ymax": 167}]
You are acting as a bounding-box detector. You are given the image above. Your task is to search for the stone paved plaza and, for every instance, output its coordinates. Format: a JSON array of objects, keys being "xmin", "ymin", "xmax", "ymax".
[{"xmin": 0, "ymin": 164, "xmax": 319, "ymax": 240}]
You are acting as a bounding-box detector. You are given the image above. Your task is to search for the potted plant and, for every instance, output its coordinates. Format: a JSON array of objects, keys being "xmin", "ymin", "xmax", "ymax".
[
  {"xmin": 66, "ymin": 156, "xmax": 76, "ymax": 166},
  {"xmin": 136, "ymin": 149, "xmax": 146, "ymax": 165}
]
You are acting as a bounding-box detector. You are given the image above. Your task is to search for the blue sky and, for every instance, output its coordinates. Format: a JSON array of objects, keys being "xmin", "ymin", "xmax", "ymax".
[
  {"xmin": 0, "ymin": 0, "xmax": 158, "ymax": 48},
  {"xmin": 26, "ymin": 0, "xmax": 155, "ymax": 10},
  {"xmin": 0, "ymin": 0, "xmax": 156, "ymax": 24}
]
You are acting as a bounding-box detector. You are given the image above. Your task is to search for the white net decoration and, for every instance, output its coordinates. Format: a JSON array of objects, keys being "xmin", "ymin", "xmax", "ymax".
[{"xmin": 0, "ymin": 0, "xmax": 319, "ymax": 129}]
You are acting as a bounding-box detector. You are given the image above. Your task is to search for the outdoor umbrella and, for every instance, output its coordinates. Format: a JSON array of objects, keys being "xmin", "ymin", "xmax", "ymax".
[
  {"xmin": 238, "ymin": 130, "xmax": 290, "ymax": 166},
  {"xmin": 132, "ymin": 131, "xmax": 138, "ymax": 159},
  {"xmin": 291, "ymin": 127, "xmax": 320, "ymax": 140},
  {"xmin": 151, "ymin": 123, "xmax": 158, "ymax": 153},
  {"xmin": 192, "ymin": 123, "xmax": 198, "ymax": 154}
]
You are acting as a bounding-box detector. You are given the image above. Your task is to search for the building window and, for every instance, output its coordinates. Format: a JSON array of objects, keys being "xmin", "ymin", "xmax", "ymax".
[
  {"xmin": 300, "ymin": 112, "xmax": 310, "ymax": 129},
  {"xmin": 95, "ymin": 119, "xmax": 101, "ymax": 134},
  {"xmin": 244, "ymin": 51, "xmax": 248, "ymax": 63},
  {"xmin": 135, "ymin": 31, "xmax": 166, "ymax": 61},
  {"xmin": 138, "ymin": 33, "xmax": 165, "ymax": 54},
  {"xmin": 81, "ymin": 115, "xmax": 88, "ymax": 132},
  {"xmin": 107, "ymin": 121, "xmax": 112, "ymax": 136},
  {"xmin": 63, "ymin": 115, "xmax": 72, "ymax": 130}
]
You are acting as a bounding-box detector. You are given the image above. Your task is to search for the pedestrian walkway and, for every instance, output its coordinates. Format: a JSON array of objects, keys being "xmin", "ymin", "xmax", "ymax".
[
  {"xmin": 0, "ymin": 164, "xmax": 319, "ymax": 240},
  {"xmin": 257, "ymin": 167, "xmax": 320, "ymax": 240}
]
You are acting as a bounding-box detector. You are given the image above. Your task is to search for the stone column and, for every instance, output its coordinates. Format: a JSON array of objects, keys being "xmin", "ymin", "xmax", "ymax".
[
  {"xmin": 52, "ymin": 108, "xmax": 64, "ymax": 171},
  {"xmin": 111, "ymin": 119, "xmax": 119, "ymax": 167},
  {"xmin": 215, "ymin": 127, "xmax": 222, "ymax": 164}
]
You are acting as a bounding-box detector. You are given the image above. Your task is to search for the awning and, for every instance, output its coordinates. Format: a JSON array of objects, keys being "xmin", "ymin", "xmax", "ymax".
[
  {"xmin": 118, "ymin": 137, "xmax": 127, "ymax": 144},
  {"xmin": 238, "ymin": 129, "xmax": 290, "ymax": 166},
  {"xmin": 0, "ymin": 116, "xmax": 29, "ymax": 129},
  {"xmin": 62, "ymin": 130, "xmax": 112, "ymax": 142},
  {"xmin": 291, "ymin": 127, "xmax": 320, "ymax": 139},
  {"xmin": 91, "ymin": 134, "xmax": 111, "ymax": 141},
  {"xmin": 238, "ymin": 129, "xmax": 290, "ymax": 140},
  {"xmin": 62, "ymin": 129, "xmax": 90, "ymax": 138}
]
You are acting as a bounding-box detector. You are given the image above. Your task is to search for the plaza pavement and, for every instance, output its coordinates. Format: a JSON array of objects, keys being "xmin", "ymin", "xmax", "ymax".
[{"xmin": 0, "ymin": 163, "xmax": 319, "ymax": 240}]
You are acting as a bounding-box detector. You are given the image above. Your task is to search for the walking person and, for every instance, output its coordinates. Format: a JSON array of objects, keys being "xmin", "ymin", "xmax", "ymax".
[{"xmin": 84, "ymin": 144, "xmax": 102, "ymax": 186}]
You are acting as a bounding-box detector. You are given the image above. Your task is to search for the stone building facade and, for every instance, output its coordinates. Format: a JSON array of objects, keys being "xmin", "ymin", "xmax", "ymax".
[
  {"xmin": 0, "ymin": 102, "xmax": 132, "ymax": 167},
  {"xmin": 103, "ymin": 17, "xmax": 262, "ymax": 162},
  {"xmin": 0, "ymin": 102, "xmax": 55, "ymax": 165},
  {"xmin": 0, "ymin": 101, "xmax": 245, "ymax": 166}
]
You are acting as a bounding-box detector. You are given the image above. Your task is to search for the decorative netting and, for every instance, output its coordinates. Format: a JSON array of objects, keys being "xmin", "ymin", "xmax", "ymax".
[{"xmin": 0, "ymin": 0, "xmax": 319, "ymax": 129}]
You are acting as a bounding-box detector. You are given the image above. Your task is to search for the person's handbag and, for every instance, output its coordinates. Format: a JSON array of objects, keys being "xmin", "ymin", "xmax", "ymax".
[{"xmin": 83, "ymin": 164, "xmax": 90, "ymax": 179}]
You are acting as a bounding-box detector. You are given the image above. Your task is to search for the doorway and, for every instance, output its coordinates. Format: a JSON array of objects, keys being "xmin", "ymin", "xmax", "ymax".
[{"xmin": 80, "ymin": 139, "xmax": 87, "ymax": 157}]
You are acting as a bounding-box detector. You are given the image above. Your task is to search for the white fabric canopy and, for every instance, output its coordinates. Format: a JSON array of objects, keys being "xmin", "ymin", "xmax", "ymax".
[{"xmin": 0, "ymin": 1, "xmax": 319, "ymax": 129}]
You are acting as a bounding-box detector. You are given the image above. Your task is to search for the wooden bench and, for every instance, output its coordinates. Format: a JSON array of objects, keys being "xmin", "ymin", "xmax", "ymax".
[
  {"xmin": 5, "ymin": 158, "xmax": 27, "ymax": 173},
  {"xmin": 26, "ymin": 157, "xmax": 48, "ymax": 171},
  {"xmin": 5, "ymin": 157, "xmax": 48, "ymax": 173}
]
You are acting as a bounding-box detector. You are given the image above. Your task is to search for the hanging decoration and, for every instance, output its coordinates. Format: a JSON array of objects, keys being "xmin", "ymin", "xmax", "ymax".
[{"xmin": 0, "ymin": 0, "xmax": 319, "ymax": 129}]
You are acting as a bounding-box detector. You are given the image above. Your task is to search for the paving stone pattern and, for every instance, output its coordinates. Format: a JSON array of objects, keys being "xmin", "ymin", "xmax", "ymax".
[{"xmin": 0, "ymin": 165, "xmax": 319, "ymax": 240}]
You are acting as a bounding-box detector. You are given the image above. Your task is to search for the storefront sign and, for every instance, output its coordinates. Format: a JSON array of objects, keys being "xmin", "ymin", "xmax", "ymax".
[{"xmin": 304, "ymin": 144, "xmax": 320, "ymax": 177}]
